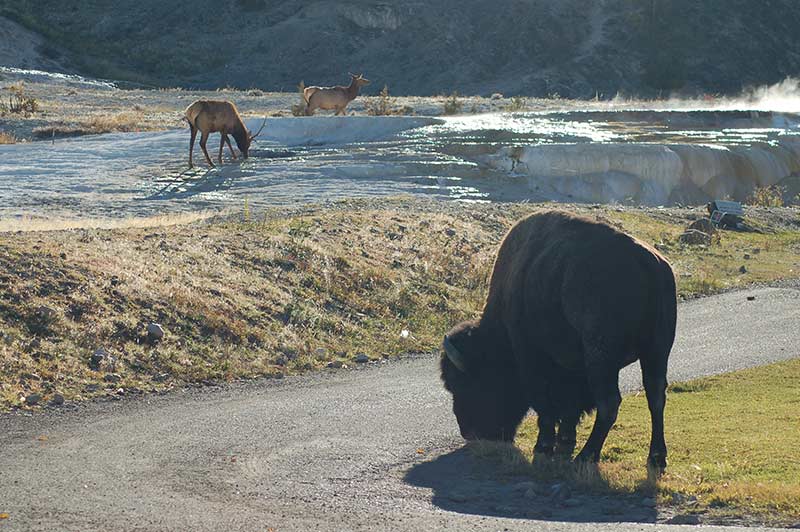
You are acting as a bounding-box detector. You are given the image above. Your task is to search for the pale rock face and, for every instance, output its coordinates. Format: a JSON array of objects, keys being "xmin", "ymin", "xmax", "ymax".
[
  {"xmin": 489, "ymin": 138, "xmax": 800, "ymax": 205},
  {"xmin": 336, "ymin": 4, "xmax": 401, "ymax": 30}
]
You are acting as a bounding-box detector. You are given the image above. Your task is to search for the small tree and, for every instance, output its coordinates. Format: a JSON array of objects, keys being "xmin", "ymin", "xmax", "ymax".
[
  {"xmin": 443, "ymin": 92, "xmax": 463, "ymax": 115},
  {"xmin": 365, "ymin": 85, "xmax": 393, "ymax": 116}
]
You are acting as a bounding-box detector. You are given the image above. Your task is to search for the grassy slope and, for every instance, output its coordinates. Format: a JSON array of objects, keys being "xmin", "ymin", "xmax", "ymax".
[
  {"xmin": 496, "ymin": 359, "xmax": 800, "ymax": 526},
  {"xmin": 1, "ymin": 199, "xmax": 799, "ymax": 410}
]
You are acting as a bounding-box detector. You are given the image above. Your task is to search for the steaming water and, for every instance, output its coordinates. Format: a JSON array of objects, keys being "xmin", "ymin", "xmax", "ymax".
[{"xmin": 1, "ymin": 108, "xmax": 799, "ymax": 221}]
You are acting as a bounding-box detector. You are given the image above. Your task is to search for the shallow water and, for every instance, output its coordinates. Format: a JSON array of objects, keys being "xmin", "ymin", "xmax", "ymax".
[{"xmin": 1, "ymin": 110, "xmax": 799, "ymax": 222}]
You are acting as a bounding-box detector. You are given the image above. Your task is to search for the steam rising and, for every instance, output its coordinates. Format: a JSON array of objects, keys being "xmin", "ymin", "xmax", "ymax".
[{"xmin": 605, "ymin": 78, "xmax": 800, "ymax": 113}]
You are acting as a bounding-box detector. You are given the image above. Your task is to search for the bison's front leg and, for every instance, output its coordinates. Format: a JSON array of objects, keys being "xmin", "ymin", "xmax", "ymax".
[
  {"xmin": 575, "ymin": 356, "xmax": 621, "ymax": 463},
  {"xmin": 555, "ymin": 413, "xmax": 580, "ymax": 457}
]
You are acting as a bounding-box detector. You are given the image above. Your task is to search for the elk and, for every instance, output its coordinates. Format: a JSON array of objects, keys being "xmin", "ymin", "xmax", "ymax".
[
  {"xmin": 184, "ymin": 100, "xmax": 266, "ymax": 168},
  {"xmin": 303, "ymin": 73, "xmax": 371, "ymax": 116}
]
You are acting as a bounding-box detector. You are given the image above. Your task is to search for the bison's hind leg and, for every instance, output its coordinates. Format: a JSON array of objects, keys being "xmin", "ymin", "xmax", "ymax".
[
  {"xmin": 640, "ymin": 354, "xmax": 668, "ymax": 474},
  {"xmin": 574, "ymin": 343, "xmax": 622, "ymax": 463}
]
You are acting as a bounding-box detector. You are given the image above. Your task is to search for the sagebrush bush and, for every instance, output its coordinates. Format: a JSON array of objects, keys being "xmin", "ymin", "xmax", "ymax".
[{"xmin": 746, "ymin": 185, "xmax": 785, "ymax": 207}]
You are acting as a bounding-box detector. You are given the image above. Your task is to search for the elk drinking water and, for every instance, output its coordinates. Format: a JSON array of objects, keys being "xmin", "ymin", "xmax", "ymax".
[
  {"xmin": 184, "ymin": 100, "xmax": 266, "ymax": 168},
  {"xmin": 303, "ymin": 73, "xmax": 371, "ymax": 116}
]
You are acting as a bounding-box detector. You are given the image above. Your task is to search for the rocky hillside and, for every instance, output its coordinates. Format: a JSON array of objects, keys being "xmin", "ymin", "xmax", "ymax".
[{"xmin": 1, "ymin": 0, "xmax": 799, "ymax": 97}]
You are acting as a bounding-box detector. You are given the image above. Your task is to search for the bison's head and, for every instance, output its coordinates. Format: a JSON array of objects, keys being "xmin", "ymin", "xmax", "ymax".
[{"xmin": 440, "ymin": 321, "xmax": 528, "ymax": 442}]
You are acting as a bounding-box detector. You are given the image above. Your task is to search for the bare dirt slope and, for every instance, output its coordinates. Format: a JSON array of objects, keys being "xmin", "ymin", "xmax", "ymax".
[
  {"xmin": 2, "ymin": 1, "xmax": 799, "ymax": 96},
  {"xmin": 0, "ymin": 16, "xmax": 66, "ymax": 72}
]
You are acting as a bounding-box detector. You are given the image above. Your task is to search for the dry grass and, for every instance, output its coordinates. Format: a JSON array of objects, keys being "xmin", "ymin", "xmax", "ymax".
[
  {"xmin": 32, "ymin": 111, "xmax": 157, "ymax": 139},
  {"xmin": 0, "ymin": 131, "xmax": 16, "ymax": 144},
  {"xmin": 0, "ymin": 199, "xmax": 798, "ymax": 412},
  {"xmin": 0, "ymin": 211, "xmax": 219, "ymax": 233},
  {"xmin": 504, "ymin": 359, "xmax": 800, "ymax": 526}
]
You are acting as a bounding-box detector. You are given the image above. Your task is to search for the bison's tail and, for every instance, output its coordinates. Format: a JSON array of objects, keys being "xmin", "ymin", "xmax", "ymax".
[{"xmin": 648, "ymin": 262, "xmax": 677, "ymax": 374}]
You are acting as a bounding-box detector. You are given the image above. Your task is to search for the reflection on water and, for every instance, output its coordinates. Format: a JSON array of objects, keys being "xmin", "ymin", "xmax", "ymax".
[{"xmin": 1, "ymin": 110, "xmax": 798, "ymax": 220}]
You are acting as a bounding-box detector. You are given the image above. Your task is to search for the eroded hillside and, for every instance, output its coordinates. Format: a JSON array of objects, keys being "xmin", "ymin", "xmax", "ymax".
[{"xmin": 1, "ymin": 0, "xmax": 799, "ymax": 96}]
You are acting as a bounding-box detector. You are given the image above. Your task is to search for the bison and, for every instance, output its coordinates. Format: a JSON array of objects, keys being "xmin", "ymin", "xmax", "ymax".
[{"xmin": 441, "ymin": 211, "xmax": 677, "ymax": 472}]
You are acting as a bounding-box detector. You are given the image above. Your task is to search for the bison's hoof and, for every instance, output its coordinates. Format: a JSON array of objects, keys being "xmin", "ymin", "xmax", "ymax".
[
  {"xmin": 647, "ymin": 455, "xmax": 667, "ymax": 475},
  {"xmin": 534, "ymin": 442, "xmax": 555, "ymax": 455},
  {"xmin": 574, "ymin": 450, "xmax": 599, "ymax": 463},
  {"xmin": 555, "ymin": 441, "xmax": 576, "ymax": 457}
]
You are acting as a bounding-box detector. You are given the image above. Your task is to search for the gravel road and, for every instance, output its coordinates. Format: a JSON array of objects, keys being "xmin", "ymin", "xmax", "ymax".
[{"xmin": 1, "ymin": 286, "xmax": 798, "ymax": 531}]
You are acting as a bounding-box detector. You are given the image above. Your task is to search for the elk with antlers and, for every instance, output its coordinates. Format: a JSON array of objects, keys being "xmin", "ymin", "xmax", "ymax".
[
  {"xmin": 184, "ymin": 100, "xmax": 266, "ymax": 168},
  {"xmin": 303, "ymin": 73, "xmax": 371, "ymax": 116}
]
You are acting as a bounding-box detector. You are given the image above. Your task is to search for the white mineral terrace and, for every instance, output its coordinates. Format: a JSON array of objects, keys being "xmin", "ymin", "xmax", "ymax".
[{"xmin": 1, "ymin": 110, "xmax": 799, "ymax": 221}]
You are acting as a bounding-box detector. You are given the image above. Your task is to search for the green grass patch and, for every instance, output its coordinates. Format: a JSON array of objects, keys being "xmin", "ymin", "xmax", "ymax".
[{"xmin": 502, "ymin": 359, "xmax": 800, "ymax": 526}]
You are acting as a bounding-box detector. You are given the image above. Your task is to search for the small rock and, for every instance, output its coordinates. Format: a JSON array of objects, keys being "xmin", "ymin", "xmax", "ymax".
[
  {"xmin": 668, "ymin": 514, "xmax": 701, "ymax": 525},
  {"xmin": 314, "ymin": 348, "xmax": 327, "ymax": 359},
  {"xmin": 49, "ymin": 393, "xmax": 65, "ymax": 406},
  {"xmin": 444, "ymin": 228, "xmax": 456, "ymax": 237},
  {"xmin": 60, "ymin": 252, "xmax": 67, "ymax": 260},
  {"xmin": 747, "ymin": 295, "xmax": 756, "ymax": 301},
  {"xmin": 400, "ymin": 329, "xmax": 411, "ymax": 339},
  {"xmin": 84, "ymin": 384, "xmax": 100, "ymax": 393},
  {"xmin": 327, "ymin": 360, "xmax": 344, "ymax": 369},
  {"xmin": 104, "ymin": 373, "xmax": 121, "ymax": 383},
  {"xmin": 743, "ymin": 254, "xmax": 751, "ymax": 260},
  {"xmin": 739, "ymin": 265, "xmax": 748, "ymax": 274},
  {"xmin": 687, "ymin": 218, "xmax": 716, "ymax": 235},
  {"xmin": 146, "ymin": 323, "xmax": 165, "ymax": 342},
  {"xmin": 25, "ymin": 393, "xmax": 42, "ymax": 406},
  {"xmin": 354, "ymin": 353, "xmax": 370, "ymax": 364},
  {"xmin": 679, "ymin": 229, "xmax": 711, "ymax": 246},
  {"xmin": 513, "ymin": 481, "xmax": 539, "ymax": 492},
  {"xmin": 550, "ymin": 483, "xmax": 571, "ymax": 501},
  {"xmin": 275, "ymin": 355, "xmax": 288, "ymax": 366},
  {"xmin": 153, "ymin": 373, "xmax": 169, "ymax": 383},
  {"xmin": 752, "ymin": 248, "xmax": 761, "ymax": 254},
  {"xmin": 89, "ymin": 348, "xmax": 108, "ymax": 370}
]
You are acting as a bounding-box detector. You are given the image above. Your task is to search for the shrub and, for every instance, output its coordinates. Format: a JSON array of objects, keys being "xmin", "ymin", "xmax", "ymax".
[
  {"xmin": 505, "ymin": 95, "xmax": 527, "ymax": 112},
  {"xmin": 1, "ymin": 82, "xmax": 40, "ymax": 117},
  {"xmin": 746, "ymin": 185, "xmax": 785, "ymax": 208},
  {"xmin": 365, "ymin": 85, "xmax": 393, "ymax": 116},
  {"xmin": 443, "ymin": 92, "xmax": 463, "ymax": 115},
  {"xmin": 0, "ymin": 131, "xmax": 16, "ymax": 144}
]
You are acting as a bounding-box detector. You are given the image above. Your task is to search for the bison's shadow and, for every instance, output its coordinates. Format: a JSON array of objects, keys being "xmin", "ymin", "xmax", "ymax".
[{"xmin": 404, "ymin": 446, "xmax": 658, "ymax": 523}]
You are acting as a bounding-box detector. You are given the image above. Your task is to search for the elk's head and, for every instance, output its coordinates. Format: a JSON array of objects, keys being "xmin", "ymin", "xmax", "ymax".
[
  {"xmin": 349, "ymin": 72, "xmax": 371, "ymax": 88},
  {"xmin": 237, "ymin": 118, "xmax": 267, "ymax": 158}
]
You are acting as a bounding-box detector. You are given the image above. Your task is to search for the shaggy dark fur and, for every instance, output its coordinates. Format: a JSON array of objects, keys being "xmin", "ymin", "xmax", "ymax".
[{"xmin": 441, "ymin": 210, "xmax": 677, "ymax": 471}]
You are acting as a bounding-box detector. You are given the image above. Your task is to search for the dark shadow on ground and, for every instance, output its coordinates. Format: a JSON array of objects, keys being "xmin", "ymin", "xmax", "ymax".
[
  {"xmin": 143, "ymin": 166, "xmax": 239, "ymax": 201},
  {"xmin": 404, "ymin": 445, "xmax": 658, "ymax": 523}
]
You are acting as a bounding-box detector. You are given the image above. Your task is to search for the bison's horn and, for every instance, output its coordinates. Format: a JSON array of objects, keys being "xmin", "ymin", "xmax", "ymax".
[{"xmin": 443, "ymin": 335, "xmax": 467, "ymax": 373}]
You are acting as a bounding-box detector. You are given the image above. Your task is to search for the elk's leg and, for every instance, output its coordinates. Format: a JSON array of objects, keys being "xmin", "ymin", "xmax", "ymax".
[
  {"xmin": 305, "ymin": 102, "xmax": 315, "ymax": 116},
  {"xmin": 575, "ymin": 345, "xmax": 621, "ymax": 463},
  {"xmin": 225, "ymin": 135, "xmax": 237, "ymax": 160},
  {"xmin": 188, "ymin": 126, "xmax": 198, "ymax": 168},
  {"xmin": 640, "ymin": 353, "xmax": 668, "ymax": 473},
  {"xmin": 218, "ymin": 133, "xmax": 226, "ymax": 165},
  {"xmin": 199, "ymin": 131, "xmax": 215, "ymax": 167}
]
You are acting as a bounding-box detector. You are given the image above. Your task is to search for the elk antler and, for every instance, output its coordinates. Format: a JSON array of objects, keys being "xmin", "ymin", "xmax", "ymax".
[{"xmin": 249, "ymin": 118, "xmax": 267, "ymax": 141}]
